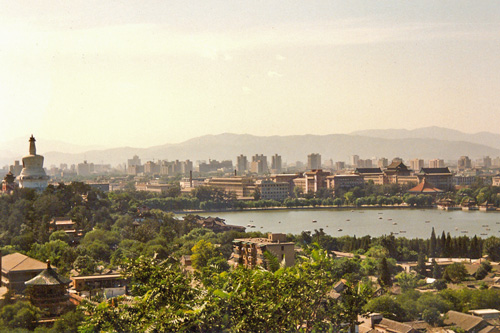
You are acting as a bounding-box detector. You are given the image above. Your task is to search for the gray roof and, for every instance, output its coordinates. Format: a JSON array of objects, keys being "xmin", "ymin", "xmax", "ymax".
[
  {"xmin": 25, "ymin": 263, "xmax": 71, "ymax": 286},
  {"xmin": 444, "ymin": 310, "xmax": 486, "ymax": 331}
]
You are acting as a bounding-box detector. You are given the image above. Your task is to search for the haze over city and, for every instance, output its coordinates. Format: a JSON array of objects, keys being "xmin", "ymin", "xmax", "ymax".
[{"xmin": 1, "ymin": 1, "xmax": 500, "ymax": 148}]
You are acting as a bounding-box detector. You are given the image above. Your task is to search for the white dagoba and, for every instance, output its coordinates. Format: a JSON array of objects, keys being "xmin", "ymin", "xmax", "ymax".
[{"xmin": 18, "ymin": 135, "xmax": 49, "ymax": 190}]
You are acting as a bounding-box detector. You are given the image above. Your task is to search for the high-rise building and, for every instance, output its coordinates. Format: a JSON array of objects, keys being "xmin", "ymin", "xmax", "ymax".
[
  {"xmin": 429, "ymin": 159, "xmax": 445, "ymax": 168},
  {"xmin": 251, "ymin": 154, "xmax": 268, "ymax": 174},
  {"xmin": 236, "ymin": 154, "xmax": 248, "ymax": 174},
  {"xmin": 377, "ymin": 158, "xmax": 388, "ymax": 168},
  {"xmin": 335, "ymin": 161, "xmax": 345, "ymax": 171},
  {"xmin": 77, "ymin": 161, "xmax": 93, "ymax": 176},
  {"xmin": 483, "ymin": 156, "xmax": 492, "ymax": 168},
  {"xmin": 458, "ymin": 156, "xmax": 472, "ymax": 170},
  {"xmin": 127, "ymin": 155, "xmax": 141, "ymax": 168},
  {"xmin": 351, "ymin": 155, "xmax": 359, "ymax": 167},
  {"xmin": 271, "ymin": 154, "xmax": 282, "ymax": 173},
  {"xmin": 409, "ymin": 159, "xmax": 424, "ymax": 172},
  {"xmin": 307, "ymin": 153, "xmax": 321, "ymax": 170}
]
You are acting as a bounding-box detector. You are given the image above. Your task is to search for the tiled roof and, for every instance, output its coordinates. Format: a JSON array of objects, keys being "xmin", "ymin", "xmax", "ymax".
[
  {"xmin": 444, "ymin": 310, "xmax": 486, "ymax": 331},
  {"xmin": 355, "ymin": 168, "xmax": 383, "ymax": 174},
  {"xmin": 420, "ymin": 167, "xmax": 451, "ymax": 174},
  {"xmin": 25, "ymin": 263, "xmax": 70, "ymax": 286},
  {"xmin": 387, "ymin": 161, "xmax": 408, "ymax": 170},
  {"xmin": 408, "ymin": 178, "xmax": 443, "ymax": 193},
  {"xmin": 377, "ymin": 318, "xmax": 416, "ymax": 333},
  {"xmin": 1, "ymin": 253, "xmax": 47, "ymax": 273}
]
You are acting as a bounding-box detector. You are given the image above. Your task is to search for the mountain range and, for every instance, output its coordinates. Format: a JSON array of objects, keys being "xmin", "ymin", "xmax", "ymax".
[{"xmin": 1, "ymin": 127, "xmax": 500, "ymax": 167}]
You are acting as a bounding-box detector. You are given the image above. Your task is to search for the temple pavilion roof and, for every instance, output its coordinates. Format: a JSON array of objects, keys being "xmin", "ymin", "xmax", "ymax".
[{"xmin": 25, "ymin": 261, "xmax": 71, "ymax": 286}]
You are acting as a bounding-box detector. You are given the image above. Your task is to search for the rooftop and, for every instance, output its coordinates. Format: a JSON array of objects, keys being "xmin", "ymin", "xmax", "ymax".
[
  {"xmin": 2, "ymin": 253, "xmax": 47, "ymax": 273},
  {"xmin": 25, "ymin": 262, "xmax": 71, "ymax": 286}
]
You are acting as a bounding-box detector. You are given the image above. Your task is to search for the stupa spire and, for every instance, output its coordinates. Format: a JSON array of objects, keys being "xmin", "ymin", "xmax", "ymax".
[{"xmin": 29, "ymin": 135, "xmax": 36, "ymax": 155}]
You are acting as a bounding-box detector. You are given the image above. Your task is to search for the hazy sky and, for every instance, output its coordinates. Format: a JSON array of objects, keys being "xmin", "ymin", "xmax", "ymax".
[{"xmin": 1, "ymin": 1, "xmax": 500, "ymax": 148}]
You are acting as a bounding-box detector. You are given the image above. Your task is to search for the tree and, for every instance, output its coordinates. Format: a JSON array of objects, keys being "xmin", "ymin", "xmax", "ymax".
[
  {"xmin": 483, "ymin": 237, "xmax": 500, "ymax": 261},
  {"xmin": 429, "ymin": 227, "xmax": 437, "ymax": 257},
  {"xmin": 0, "ymin": 301, "xmax": 41, "ymax": 331},
  {"xmin": 416, "ymin": 253, "xmax": 427, "ymax": 277},
  {"xmin": 73, "ymin": 255, "xmax": 97, "ymax": 275},
  {"xmin": 396, "ymin": 272, "xmax": 418, "ymax": 292},
  {"xmin": 378, "ymin": 257, "xmax": 392, "ymax": 288},
  {"xmin": 432, "ymin": 259, "xmax": 441, "ymax": 279},
  {"xmin": 442, "ymin": 262, "xmax": 468, "ymax": 283},
  {"xmin": 191, "ymin": 239, "xmax": 217, "ymax": 270},
  {"xmin": 363, "ymin": 295, "xmax": 405, "ymax": 320}
]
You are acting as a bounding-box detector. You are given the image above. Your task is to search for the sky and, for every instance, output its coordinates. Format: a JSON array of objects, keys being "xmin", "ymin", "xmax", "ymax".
[{"xmin": 1, "ymin": 1, "xmax": 500, "ymax": 148}]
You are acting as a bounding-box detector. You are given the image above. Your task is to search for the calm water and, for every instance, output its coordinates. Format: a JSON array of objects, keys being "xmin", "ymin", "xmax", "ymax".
[{"xmin": 180, "ymin": 209, "xmax": 500, "ymax": 238}]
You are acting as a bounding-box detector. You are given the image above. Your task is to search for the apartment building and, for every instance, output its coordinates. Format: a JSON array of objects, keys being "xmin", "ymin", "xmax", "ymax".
[{"xmin": 232, "ymin": 233, "xmax": 295, "ymax": 269}]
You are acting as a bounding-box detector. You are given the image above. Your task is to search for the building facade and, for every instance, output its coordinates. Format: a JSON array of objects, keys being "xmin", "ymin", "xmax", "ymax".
[
  {"xmin": 307, "ymin": 153, "xmax": 321, "ymax": 170},
  {"xmin": 232, "ymin": 233, "xmax": 295, "ymax": 269}
]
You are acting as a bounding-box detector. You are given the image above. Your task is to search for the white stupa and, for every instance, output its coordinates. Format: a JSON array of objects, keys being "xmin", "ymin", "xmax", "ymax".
[{"xmin": 18, "ymin": 135, "xmax": 49, "ymax": 190}]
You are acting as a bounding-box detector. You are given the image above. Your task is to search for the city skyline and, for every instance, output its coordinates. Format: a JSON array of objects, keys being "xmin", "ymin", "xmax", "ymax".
[{"xmin": 1, "ymin": 1, "xmax": 500, "ymax": 147}]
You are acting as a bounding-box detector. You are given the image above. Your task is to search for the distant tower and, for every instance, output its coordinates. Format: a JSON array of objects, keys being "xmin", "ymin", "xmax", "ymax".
[
  {"xmin": 271, "ymin": 154, "xmax": 282, "ymax": 173},
  {"xmin": 236, "ymin": 154, "xmax": 248, "ymax": 174},
  {"xmin": 18, "ymin": 135, "xmax": 49, "ymax": 190},
  {"xmin": 307, "ymin": 153, "xmax": 321, "ymax": 170},
  {"xmin": 458, "ymin": 156, "xmax": 471, "ymax": 171},
  {"xmin": 251, "ymin": 154, "xmax": 268, "ymax": 174},
  {"xmin": 351, "ymin": 155, "xmax": 359, "ymax": 167}
]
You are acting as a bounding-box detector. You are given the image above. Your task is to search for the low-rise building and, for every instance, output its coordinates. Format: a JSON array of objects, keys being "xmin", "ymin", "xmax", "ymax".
[
  {"xmin": 71, "ymin": 273, "xmax": 127, "ymax": 299},
  {"xmin": 1, "ymin": 253, "xmax": 49, "ymax": 293},
  {"xmin": 231, "ymin": 233, "xmax": 295, "ymax": 269},
  {"xmin": 327, "ymin": 174, "xmax": 364, "ymax": 190},
  {"xmin": 444, "ymin": 310, "xmax": 499, "ymax": 333},
  {"xmin": 50, "ymin": 217, "xmax": 82, "ymax": 238},
  {"xmin": 355, "ymin": 168, "xmax": 386, "ymax": 185},
  {"xmin": 189, "ymin": 215, "xmax": 246, "ymax": 233},
  {"xmin": 256, "ymin": 180, "xmax": 289, "ymax": 201},
  {"xmin": 417, "ymin": 167, "xmax": 453, "ymax": 191},
  {"xmin": 135, "ymin": 182, "xmax": 172, "ymax": 193},
  {"xmin": 293, "ymin": 169, "xmax": 330, "ymax": 194},
  {"xmin": 205, "ymin": 177, "xmax": 256, "ymax": 200}
]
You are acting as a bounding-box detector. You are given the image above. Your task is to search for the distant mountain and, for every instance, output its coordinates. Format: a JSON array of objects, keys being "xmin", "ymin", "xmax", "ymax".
[
  {"xmin": 0, "ymin": 137, "xmax": 106, "ymax": 167},
  {"xmin": 39, "ymin": 133, "xmax": 500, "ymax": 166},
  {"xmin": 3, "ymin": 128, "xmax": 500, "ymax": 167},
  {"xmin": 351, "ymin": 127, "xmax": 500, "ymax": 150}
]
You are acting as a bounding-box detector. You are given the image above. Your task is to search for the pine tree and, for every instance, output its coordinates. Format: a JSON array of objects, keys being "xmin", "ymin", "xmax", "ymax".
[
  {"xmin": 432, "ymin": 258, "xmax": 441, "ymax": 279},
  {"xmin": 416, "ymin": 252, "xmax": 427, "ymax": 277},
  {"xmin": 429, "ymin": 227, "xmax": 437, "ymax": 257},
  {"xmin": 440, "ymin": 231, "xmax": 446, "ymax": 257},
  {"xmin": 378, "ymin": 257, "xmax": 392, "ymax": 288}
]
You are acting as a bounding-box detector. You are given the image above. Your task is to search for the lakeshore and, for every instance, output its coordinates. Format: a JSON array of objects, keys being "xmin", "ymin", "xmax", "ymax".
[{"xmin": 177, "ymin": 207, "xmax": 500, "ymax": 239}]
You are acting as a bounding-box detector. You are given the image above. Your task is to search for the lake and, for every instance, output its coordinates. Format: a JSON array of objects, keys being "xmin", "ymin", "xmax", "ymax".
[{"xmin": 179, "ymin": 208, "xmax": 500, "ymax": 238}]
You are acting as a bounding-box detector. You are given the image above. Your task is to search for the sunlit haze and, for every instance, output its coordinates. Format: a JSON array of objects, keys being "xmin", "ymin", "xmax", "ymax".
[{"xmin": 1, "ymin": 1, "xmax": 500, "ymax": 148}]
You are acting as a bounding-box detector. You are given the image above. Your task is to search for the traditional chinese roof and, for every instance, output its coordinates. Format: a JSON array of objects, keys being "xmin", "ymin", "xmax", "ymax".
[
  {"xmin": 444, "ymin": 310, "xmax": 487, "ymax": 332},
  {"xmin": 25, "ymin": 261, "xmax": 71, "ymax": 286},
  {"xmin": 1, "ymin": 253, "xmax": 47, "ymax": 273},
  {"xmin": 420, "ymin": 167, "xmax": 452, "ymax": 174},
  {"xmin": 386, "ymin": 161, "xmax": 409, "ymax": 170},
  {"xmin": 355, "ymin": 168, "xmax": 383, "ymax": 174},
  {"xmin": 408, "ymin": 178, "xmax": 443, "ymax": 194},
  {"xmin": 376, "ymin": 318, "xmax": 417, "ymax": 333}
]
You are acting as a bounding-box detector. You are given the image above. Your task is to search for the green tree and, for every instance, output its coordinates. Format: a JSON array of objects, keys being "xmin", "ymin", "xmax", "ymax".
[
  {"xmin": 416, "ymin": 252, "xmax": 427, "ymax": 277},
  {"xmin": 442, "ymin": 262, "xmax": 468, "ymax": 283},
  {"xmin": 191, "ymin": 239, "xmax": 217, "ymax": 270},
  {"xmin": 378, "ymin": 257, "xmax": 392, "ymax": 288},
  {"xmin": 0, "ymin": 301, "xmax": 41, "ymax": 331},
  {"xmin": 483, "ymin": 237, "xmax": 500, "ymax": 261}
]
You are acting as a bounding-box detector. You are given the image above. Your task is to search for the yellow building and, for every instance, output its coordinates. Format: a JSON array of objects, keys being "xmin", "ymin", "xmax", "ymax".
[{"xmin": 232, "ymin": 233, "xmax": 295, "ymax": 269}]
